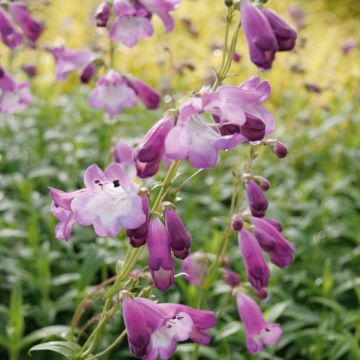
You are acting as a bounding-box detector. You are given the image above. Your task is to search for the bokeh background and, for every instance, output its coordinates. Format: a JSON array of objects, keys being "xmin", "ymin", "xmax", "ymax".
[{"xmin": 0, "ymin": 0, "xmax": 359, "ymax": 359}]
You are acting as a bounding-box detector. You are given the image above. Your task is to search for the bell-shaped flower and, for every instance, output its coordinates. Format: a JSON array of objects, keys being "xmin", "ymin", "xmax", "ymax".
[
  {"xmin": 0, "ymin": 8, "xmax": 22, "ymax": 48},
  {"xmin": 88, "ymin": 70, "xmax": 137, "ymax": 117},
  {"xmin": 164, "ymin": 205, "xmax": 191, "ymax": 259},
  {"xmin": 252, "ymin": 217, "xmax": 295, "ymax": 268},
  {"xmin": 123, "ymin": 297, "xmax": 216, "ymax": 359},
  {"xmin": 0, "ymin": 69, "xmax": 32, "ymax": 114},
  {"xmin": 236, "ymin": 292, "xmax": 282, "ymax": 354},
  {"xmin": 147, "ymin": 218, "xmax": 174, "ymax": 291},
  {"xmin": 94, "ymin": 1, "xmax": 111, "ymax": 27},
  {"xmin": 110, "ymin": 0, "xmax": 154, "ymax": 47},
  {"xmin": 181, "ymin": 252, "xmax": 208, "ymax": 286},
  {"xmin": 127, "ymin": 77, "xmax": 161, "ymax": 109},
  {"xmin": 135, "ymin": 116, "xmax": 174, "ymax": 178},
  {"xmin": 238, "ymin": 228, "xmax": 270, "ymax": 290},
  {"xmin": 70, "ymin": 163, "xmax": 146, "ymax": 237},
  {"xmin": 49, "ymin": 46, "xmax": 96, "ymax": 81},
  {"xmin": 9, "ymin": 2, "xmax": 44, "ymax": 46},
  {"xmin": 246, "ymin": 179, "xmax": 268, "ymax": 218}
]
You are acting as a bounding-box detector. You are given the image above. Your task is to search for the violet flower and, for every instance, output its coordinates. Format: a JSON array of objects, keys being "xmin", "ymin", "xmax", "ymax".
[
  {"xmin": 181, "ymin": 252, "xmax": 208, "ymax": 286},
  {"xmin": 223, "ymin": 269, "xmax": 241, "ymax": 288},
  {"xmin": 123, "ymin": 297, "xmax": 216, "ymax": 359},
  {"xmin": 0, "ymin": 7, "xmax": 22, "ymax": 48},
  {"xmin": 88, "ymin": 70, "xmax": 137, "ymax": 117},
  {"xmin": 164, "ymin": 205, "xmax": 192, "ymax": 259},
  {"xmin": 236, "ymin": 292, "xmax": 282, "ymax": 354},
  {"xmin": 95, "ymin": 1, "xmax": 111, "ymax": 27},
  {"xmin": 135, "ymin": 116, "xmax": 174, "ymax": 178},
  {"xmin": 80, "ymin": 62, "xmax": 97, "ymax": 84},
  {"xmin": 127, "ymin": 78, "xmax": 161, "ymax": 109},
  {"xmin": 238, "ymin": 228, "xmax": 270, "ymax": 291},
  {"xmin": 147, "ymin": 217, "xmax": 174, "ymax": 291},
  {"xmin": 9, "ymin": 2, "xmax": 44, "ymax": 46},
  {"xmin": 241, "ymin": 1, "xmax": 296, "ymax": 70},
  {"xmin": 253, "ymin": 217, "xmax": 295, "ymax": 268},
  {"xmin": 70, "ymin": 163, "xmax": 146, "ymax": 237},
  {"xmin": 49, "ymin": 46, "xmax": 96, "ymax": 81},
  {"xmin": 246, "ymin": 179, "xmax": 268, "ymax": 218},
  {"xmin": 113, "ymin": 140, "xmax": 137, "ymax": 179}
]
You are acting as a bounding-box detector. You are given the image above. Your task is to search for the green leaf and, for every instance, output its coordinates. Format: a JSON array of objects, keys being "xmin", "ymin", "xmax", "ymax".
[
  {"xmin": 29, "ymin": 341, "xmax": 81, "ymax": 359},
  {"xmin": 8, "ymin": 281, "xmax": 24, "ymax": 345}
]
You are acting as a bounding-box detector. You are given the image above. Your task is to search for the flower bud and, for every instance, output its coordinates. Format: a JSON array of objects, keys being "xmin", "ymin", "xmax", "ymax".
[
  {"xmin": 224, "ymin": 0, "xmax": 233, "ymax": 7},
  {"xmin": 253, "ymin": 176, "xmax": 271, "ymax": 191},
  {"xmin": 255, "ymin": 288, "xmax": 268, "ymax": 300},
  {"xmin": 272, "ymin": 141, "xmax": 288, "ymax": 159},
  {"xmin": 223, "ymin": 269, "xmax": 241, "ymax": 287},
  {"xmin": 246, "ymin": 179, "xmax": 268, "ymax": 218},
  {"xmin": 80, "ymin": 62, "xmax": 98, "ymax": 84},
  {"xmin": 95, "ymin": 1, "xmax": 111, "ymax": 27},
  {"xmin": 231, "ymin": 214, "xmax": 243, "ymax": 231}
]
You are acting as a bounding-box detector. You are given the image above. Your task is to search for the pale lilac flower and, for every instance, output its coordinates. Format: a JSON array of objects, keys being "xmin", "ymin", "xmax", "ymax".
[
  {"xmin": 0, "ymin": 69, "xmax": 32, "ymax": 114},
  {"xmin": 147, "ymin": 218, "xmax": 174, "ymax": 291},
  {"xmin": 341, "ymin": 39, "xmax": 358, "ymax": 55},
  {"xmin": 113, "ymin": 140, "xmax": 137, "ymax": 179},
  {"xmin": 49, "ymin": 188, "xmax": 86, "ymax": 241},
  {"xmin": 127, "ymin": 78, "xmax": 160, "ymax": 109},
  {"xmin": 238, "ymin": 228, "xmax": 270, "ymax": 291},
  {"xmin": 236, "ymin": 292, "xmax": 282, "ymax": 354},
  {"xmin": 223, "ymin": 269, "xmax": 241, "ymax": 288},
  {"xmin": 253, "ymin": 217, "xmax": 295, "ymax": 268},
  {"xmin": 70, "ymin": 163, "xmax": 146, "ymax": 237},
  {"xmin": 9, "ymin": 2, "xmax": 44, "ymax": 45},
  {"xmin": 288, "ymin": 5, "xmax": 305, "ymax": 30},
  {"xmin": 49, "ymin": 46, "xmax": 96, "ymax": 81},
  {"xmin": 246, "ymin": 179, "xmax": 268, "ymax": 218},
  {"xmin": 95, "ymin": 1, "xmax": 111, "ymax": 27},
  {"xmin": 0, "ymin": 8, "xmax": 22, "ymax": 48},
  {"xmin": 135, "ymin": 116, "xmax": 174, "ymax": 178},
  {"xmin": 110, "ymin": 0, "xmax": 153, "ymax": 48},
  {"xmin": 181, "ymin": 252, "xmax": 208, "ymax": 286},
  {"xmin": 164, "ymin": 206, "xmax": 191, "ymax": 259},
  {"xmin": 88, "ymin": 70, "xmax": 137, "ymax": 117},
  {"xmin": 123, "ymin": 297, "xmax": 216, "ymax": 359}
]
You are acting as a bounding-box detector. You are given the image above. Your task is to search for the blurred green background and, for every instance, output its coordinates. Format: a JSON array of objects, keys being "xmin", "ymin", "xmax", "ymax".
[{"xmin": 0, "ymin": 0, "xmax": 359, "ymax": 359}]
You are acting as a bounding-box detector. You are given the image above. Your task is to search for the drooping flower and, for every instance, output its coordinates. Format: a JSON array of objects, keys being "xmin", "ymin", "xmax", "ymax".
[
  {"xmin": 238, "ymin": 228, "xmax": 270, "ymax": 291},
  {"xmin": 135, "ymin": 116, "xmax": 174, "ymax": 178},
  {"xmin": 147, "ymin": 217, "xmax": 174, "ymax": 291},
  {"xmin": 88, "ymin": 70, "xmax": 137, "ymax": 116},
  {"xmin": 0, "ymin": 8, "xmax": 22, "ymax": 48},
  {"xmin": 236, "ymin": 292, "xmax": 282, "ymax": 354},
  {"xmin": 0, "ymin": 69, "xmax": 32, "ymax": 114},
  {"xmin": 123, "ymin": 297, "xmax": 216, "ymax": 359},
  {"xmin": 252, "ymin": 217, "xmax": 295, "ymax": 268},
  {"xmin": 241, "ymin": 1, "xmax": 296, "ymax": 70},
  {"xmin": 49, "ymin": 46, "xmax": 96, "ymax": 81},
  {"xmin": 246, "ymin": 179, "xmax": 268, "ymax": 218},
  {"xmin": 70, "ymin": 163, "xmax": 146, "ymax": 237},
  {"xmin": 94, "ymin": 1, "xmax": 111, "ymax": 27},
  {"xmin": 9, "ymin": 2, "xmax": 44, "ymax": 46},
  {"xmin": 181, "ymin": 252, "xmax": 208, "ymax": 286},
  {"xmin": 164, "ymin": 204, "xmax": 192, "ymax": 259},
  {"xmin": 127, "ymin": 78, "xmax": 161, "ymax": 109}
]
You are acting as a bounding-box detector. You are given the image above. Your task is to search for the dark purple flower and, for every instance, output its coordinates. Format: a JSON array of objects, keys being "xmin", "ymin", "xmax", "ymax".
[
  {"xmin": 10, "ymin": 2, "xmax": 44, "ymax": 45},
  {"xmin": 246, "ymin": 179, "xmax": 268, "ymax": 218},
  {"xmin": 231, "ymin": 214, "xmax": 243, "ymax": 231},
  {"xmin": 223, "ymin": 269, "xmax": 241, "ymax": 287},
  {"xmin": 164, "ymin": 205, "xmax": 192, "ymax": 259},
  {"xmin": 272, "ymin": 141, "xmax": 288, "ymax": 158},
  {"xmin": 147, "ymin": 217, "xmax": 174, "ymax": 291},
  {"xmin": 95, "ymin": 1, "xmax": 111, "ymax": 27},
  {"xmin": 22, "ymin": 64, "xmax": 37, "ymax": 77},
  {"xmin": 0, "ymin": 7, "xmax": 22, "ymax": 48},
  {"xmin": 181, "ymin": 252, "xmax": 208, "ymax": 286},
  {"xmin": 80, "ymin": 62, "xmax": 98, "ymax": 84},
  {"xmin": 238, "ymin": 228, "xmax": 270, "ymax": 291},
  {"xmin": 123, "ymin": 297, "xmax": 216, "ymax": 359},
  {"xmin": 253, "ymin": 217, "xmax": 295, "ymax": 268},
  {"xmin": 236, "ymin": 292, "xmax": 282, "ymax": 354},
  {"xmin": 127, "ymin": 78, "xmax": 161, "ymax": 109}
]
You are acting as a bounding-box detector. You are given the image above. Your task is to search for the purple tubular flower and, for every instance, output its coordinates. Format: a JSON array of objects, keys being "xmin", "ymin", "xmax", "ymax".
[
  {"xmin": 127, "ymin": 78, "xmax": 161, "ymax": 109},
  {"xmin": 253, "ymin": 218, "xmax": 295, "ymax": 268},
  {"xmin": 80, "ymin": 62, "xmax": 97, "ymax": 84},
  {"xmin": 236, "ymin": 292, "xmax": 282, "ymax": 354},
  {"xmin": 0, "ymin": 8, "xmax": 22, "ymax": 48},
  {"xmin": 147, "ymin": 218, "xmax": 174, "ymax": 291},
  {"xmin": 49, "ymin": 46, "xmax": 96, "ymax": 81},
  {"xmin": 126, "ymin": 193, "xmax": 149, "ymax": 247},
  {"xmin": 223, "ymin": 269, "xmax": 241, "ymax": 288},
  {"xmin": 240, "ymin": 113, "xmax": 266, "ymax": 141},
  {"xmin": 88, "ymin": 70, "xmax": 137, "ymax": 117},
  {"xmin": 123, "ymin": 297, "xmax": 216, "ymax": 359},
  {"xmin": 246, "ymin": 180, "xmax": 268, "ymax": 218},
  {"xmin": 238, "ymin": 228, "xmax": 270, "ymax": 291},
  {"xmin": 94, "ymin": 1, "xmax": 111, "ymax": 27},
  {"xmin": 261, "ymin": 9, "xmax": 297, "ymax": 52},
  {"xmin": 70, "ymin": 163, "xmax": 146, "ymax": 237},
  {"xmin": 164, "ymin": 207, "xmax": 192, "ymax": 259},
  {"xmin": 181, "ymin": 252, "xmax": 208, "ymax": 286},
  {"xmin": 135, "ymin": 116, "xmax": 174, "ymax": 178},
  {"xmin": 9, "ymin": 2, "xmax": 44, "ymax": 45}
]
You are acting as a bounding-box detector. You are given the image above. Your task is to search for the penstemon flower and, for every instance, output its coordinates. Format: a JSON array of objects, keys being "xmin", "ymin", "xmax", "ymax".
[
  {"xmin": 123, "ymin": 297, "xmax": 216, "ymax": 359},
  {"xmin": 181, "ymin": 252, "xmax": 208, "ymax": 286},
  {"xmin": 0, "ymin": 7, "xmax": 23, "ymax": 49},
  {"xmin": 236, "ymin": 292, "xmax": 282, "ymax": 354},
  {"xmin": 245, "ymin": 179, "xmax": 269, "ymax": 218},
  {"xmin": 94, "ymin": 1, "xmax": 111, "ymax": 27},
  {"xmin": 127, "ymin": 77, "xmax": 161, "ymax": 109}
]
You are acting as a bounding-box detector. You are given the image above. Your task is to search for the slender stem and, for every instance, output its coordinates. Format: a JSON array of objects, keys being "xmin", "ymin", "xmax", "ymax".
[{"xmin": 175, "ymin": 168, "xmax": 203, "ymax": 193}]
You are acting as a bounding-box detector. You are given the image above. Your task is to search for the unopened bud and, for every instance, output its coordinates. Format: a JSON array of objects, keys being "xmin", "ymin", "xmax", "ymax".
[
  {"xmin": 225, "ymin": 0, "xmax": 233, "ymax": 7},
  {"xmin": 253, "ymin": 176, "xmax": 271, "ymax": 191},
  {"xmin": 255, "ymin": 288, "xmax": 268, "ymax": 300},
  {"xmin": 231, "ymin": 214, "xmax": 243, "ymax": 231},
  {"xmin": 272, "ymin": 141, "xmax": 288, "ymax": 159}
]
